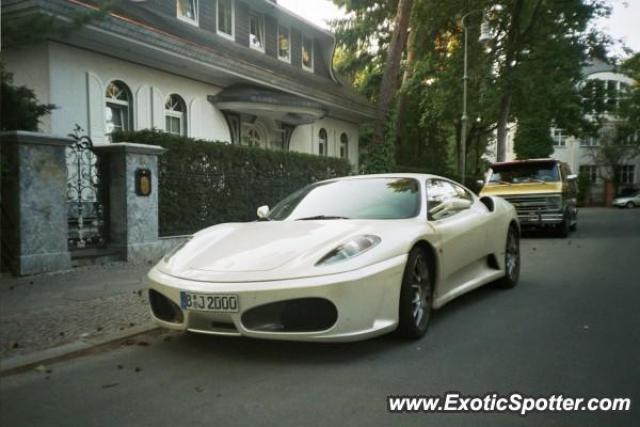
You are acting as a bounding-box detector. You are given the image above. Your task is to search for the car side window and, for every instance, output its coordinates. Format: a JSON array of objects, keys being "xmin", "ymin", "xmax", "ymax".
[{"xmin": 426, "ymin": 179, "xmax": 472, "ymax": 220}]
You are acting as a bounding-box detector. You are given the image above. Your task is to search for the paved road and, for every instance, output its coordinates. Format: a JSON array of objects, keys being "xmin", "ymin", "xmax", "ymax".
[{"xmin": 1, "ymin": 208, "xmax": 639, "ymax": 426}]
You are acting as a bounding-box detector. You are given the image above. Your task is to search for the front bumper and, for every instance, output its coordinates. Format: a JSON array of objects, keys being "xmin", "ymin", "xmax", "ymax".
[
  {"xmin": 516, "ymin": 211, "xmax": 564, "ymax": 226},
  {"xmin": 145, "ymin": 254, "xmax": 407, "ymax": 342}
]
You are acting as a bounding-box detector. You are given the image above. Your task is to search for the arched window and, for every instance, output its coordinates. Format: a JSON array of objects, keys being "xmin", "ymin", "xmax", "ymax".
[
  {"xmin": 318, "ymin": 128, "xmax": 328, "ymax": 156},
  {"xmin": 246, "ymin": 128, "xmax": 262, "ymax": 147},
  {"xmin": 165, "ymin": 94, "xmax": 187, "ymax": 136},
  {"xmin": 242, "ymin": 121, "xmax": 269, "ymax": 148},
  {"xmin": 105, "ymin": 81, "xmax": 132, "ymax": 135},
  {"xmin": 340, "ymin": 132, "xmax": 349, "ymax": 159}
]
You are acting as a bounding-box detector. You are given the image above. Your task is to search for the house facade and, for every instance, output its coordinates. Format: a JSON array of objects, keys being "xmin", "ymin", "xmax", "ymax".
[{"xmin": 2, "ymin": 0, "xmax": 374, "ymax": 167}]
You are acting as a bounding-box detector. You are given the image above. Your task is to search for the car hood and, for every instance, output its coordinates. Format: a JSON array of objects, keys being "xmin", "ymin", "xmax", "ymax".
[
  {"xmin": 480, "ymin": 182, "xmax": 563, "ymax": 197},
  {"xmin": 157, "ymin": 220, "xmax": 423, "ymax": 282}
]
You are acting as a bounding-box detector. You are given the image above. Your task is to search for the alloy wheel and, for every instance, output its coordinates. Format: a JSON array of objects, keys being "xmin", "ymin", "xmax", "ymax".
[{"xmin": 410, "ymin": 254, "xmax": 431, "ymax": 328}]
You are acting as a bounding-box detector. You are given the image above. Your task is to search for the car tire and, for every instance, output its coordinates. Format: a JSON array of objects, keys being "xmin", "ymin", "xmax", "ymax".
[
  {"xmin": 495, "ymin": 225, "xmax": 520, "ymax": 289},
  {"xmin": 396, "ymin": 247, "xmax": 432, "ymax": 339},
  {"xmin": 626, "ymin": 201, "xmax": 636, "ymax": 209}
]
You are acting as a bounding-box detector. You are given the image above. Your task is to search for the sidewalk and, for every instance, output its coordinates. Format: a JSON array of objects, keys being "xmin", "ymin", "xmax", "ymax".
[{"xmin": 0, "ymin": 262, "xmax": 155, "ymax": 366}]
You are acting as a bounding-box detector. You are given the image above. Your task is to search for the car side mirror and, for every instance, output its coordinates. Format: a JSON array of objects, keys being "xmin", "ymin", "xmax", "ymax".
[
  {"xmin": 476, "ymin": 180, "xmax": 485, "ymax": 187},
  {"xmin": 567, "ymin": 174, "xmax": 578, "ymax": 181},
  {"xmin": 257, "ymin": 205, "xmax": 270, "ymax": 219}
]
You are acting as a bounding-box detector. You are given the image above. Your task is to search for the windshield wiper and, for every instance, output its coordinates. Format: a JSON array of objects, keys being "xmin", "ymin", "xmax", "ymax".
[{"xmin": 296, "ymin": 215, "xmax": 351, "ymax": 221}]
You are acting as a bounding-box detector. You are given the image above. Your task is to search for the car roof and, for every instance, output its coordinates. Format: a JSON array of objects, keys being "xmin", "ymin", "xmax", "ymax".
[
  {"xmin": 320, "ymin": 173, "xmax": 443, "ymax": 183},
  {"xmin": 491, "ymin": 159, "xmax": 559, "ymax": 167}
]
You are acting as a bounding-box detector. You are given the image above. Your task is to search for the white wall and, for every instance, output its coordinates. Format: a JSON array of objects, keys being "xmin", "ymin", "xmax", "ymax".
[
  {"xmin": 3, "ymin": 43, "xmax": 53, "ymax": 133},
  {"xmin": 290, "ymin": 116, "xmax": 360, "ymax": 168},
  {"xmin": 46, "ymin": 42, "xmax": 230, "ymax": 144}
]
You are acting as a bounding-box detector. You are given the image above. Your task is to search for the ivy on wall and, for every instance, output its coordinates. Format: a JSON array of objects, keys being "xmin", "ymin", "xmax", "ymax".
[{"xmin": 112, "ymin": 130, "xmax": 352, "ymax": 236}]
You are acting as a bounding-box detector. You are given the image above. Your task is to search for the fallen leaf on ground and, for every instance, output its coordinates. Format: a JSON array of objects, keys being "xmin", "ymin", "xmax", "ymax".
[{"xmin": 102, "ymin": 383, "xmax": 119, "ymax": 389}]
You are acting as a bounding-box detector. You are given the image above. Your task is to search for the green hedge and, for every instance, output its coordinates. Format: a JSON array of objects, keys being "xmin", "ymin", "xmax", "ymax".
[{"xmin": 112, "ymin": 130, "xmax": 352, "ymax": 236}]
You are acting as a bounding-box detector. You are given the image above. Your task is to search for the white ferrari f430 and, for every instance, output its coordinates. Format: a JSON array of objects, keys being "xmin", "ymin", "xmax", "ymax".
[{"xmin": 146, "ymin": 174, "xmax": 520, "ymax": 342}]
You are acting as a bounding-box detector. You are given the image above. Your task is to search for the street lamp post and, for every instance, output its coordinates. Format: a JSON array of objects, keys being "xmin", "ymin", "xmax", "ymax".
[{"xmin": 459, "ymin": 11, "xmax": 492, "ymax": 184}]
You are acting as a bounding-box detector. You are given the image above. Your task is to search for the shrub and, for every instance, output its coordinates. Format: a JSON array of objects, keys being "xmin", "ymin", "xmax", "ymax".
[{"xmin": 112, "ymin": 130, "xmax": 352, "ymax": 236}]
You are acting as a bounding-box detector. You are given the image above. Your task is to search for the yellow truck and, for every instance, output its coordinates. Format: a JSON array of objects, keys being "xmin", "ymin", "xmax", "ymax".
[{"xmin": 479, "ymin": 159, "xmax": 578, "ymax": 237}]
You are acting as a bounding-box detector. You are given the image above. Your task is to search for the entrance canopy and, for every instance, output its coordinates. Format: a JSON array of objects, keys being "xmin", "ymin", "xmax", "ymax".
[{"xmin": 208, "ymin": 85, "xmax": 327, "ymax": 126}]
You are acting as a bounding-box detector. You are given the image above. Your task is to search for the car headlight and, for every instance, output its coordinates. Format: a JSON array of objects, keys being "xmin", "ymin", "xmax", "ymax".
[
  {"xmin": 315, "ymin": 235, "xmax": 381, "ymax": 266},
  {"xmin": 163, "ymin": 238, "xmax": 192, "ymax": 263}
]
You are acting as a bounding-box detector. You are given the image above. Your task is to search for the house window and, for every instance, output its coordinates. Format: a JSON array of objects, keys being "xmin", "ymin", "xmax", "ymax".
[
  {"xmin": 177, "ymin": 0, "xmax": 198, "ymax": 25},
  {"xmin": 616, "ymin": 165, "xmax": 635, "ymax": 185},
  {"xmin": 246, "ymin": 128, "xmax": 261, "ymax": 147},
  {"xmin": 551, "ymin": 128, "xmax": 566, "ymax": 147},
  {"xmin": 318, "ymin": 128, "xmax": 328, "ymax": 156},
  {"xmin": 580, "ymin": 136, "xmax": 598, "ymax": 147},
  {"xmin": 217, "ymin": 0, "xmax": 235, "ymax": 39},
  {"xmin": 340, "ymin": 133, "xmax": 349, "ymax": 159},
  {"xmin": 302, "ymin": 35, "xmax": 314, "ymax": 71},
  {"xmin": 165, "ymin": 94, "xmax": 187, "ymax": 136},
  {"xmin": 579, "ymin": 165, "xmax": 598, "ymax": 183},
  {"xmin": 278, "ymin": 25, "xmax": 291, "ymax": 62},
  {"xmin": 105, "ymin": 81, "xmax": 132, "ymax": 135},
  {"xmin": 249, "ymin": 12, "xmax": 265, "ymax": 52}
]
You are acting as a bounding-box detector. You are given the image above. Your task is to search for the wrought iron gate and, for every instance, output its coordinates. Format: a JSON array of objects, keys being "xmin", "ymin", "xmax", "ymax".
[{"xmin": 66, "ymin": 130, "xmax": 108, "ymax": 250}]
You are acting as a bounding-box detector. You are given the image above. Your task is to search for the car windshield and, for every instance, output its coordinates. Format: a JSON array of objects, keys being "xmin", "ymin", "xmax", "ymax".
[
  {"xmin": 489, "ymin": 162, "xmax": 560, "ymax": 184},
  {"xmin": 617, "ymin": 189, "xmax": 639, "ymax": 197},
  {"xmin": 267, "ymin": 178, "xmax": 421, "ymax": 221}
]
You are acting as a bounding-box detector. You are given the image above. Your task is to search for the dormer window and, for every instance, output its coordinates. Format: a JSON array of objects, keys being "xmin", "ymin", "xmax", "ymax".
[
  {"xmin": 250, "ymin": 12, "xmax": 265, "ymax": 52},
  {"xmin": 302, "ymin": 35, "xmax": 314, "ymax": 71},
  {"xmin": 217, "ymin": 0, "xmax": 235, "ymax": 40},
  {"xmin": 177, "ymin": 0, "xmax": 198, "ymax": 26},
  {"xmin": 278, "ymin": 25, "xmax": 291, "ymax": 63}
]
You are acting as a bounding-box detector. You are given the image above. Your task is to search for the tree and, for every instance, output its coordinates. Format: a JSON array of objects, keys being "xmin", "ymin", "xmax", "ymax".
[
  {"xmin": 371, "ymin": 0, "xmax": 414, "ymax": 147},
  {"xmin": 489, "ymin": 0, "xmax": 610, "ymax": 161},
  {"xmin": 0, "ymin": 65, "xmax": 54, "ymax": 131},
  {"xmin": 513, "ymin": 118, "xmax": 554, "ymax": 159},
  {"xmin": 333, "ymin": 0, "xmax": 609, "ymax": 176}
]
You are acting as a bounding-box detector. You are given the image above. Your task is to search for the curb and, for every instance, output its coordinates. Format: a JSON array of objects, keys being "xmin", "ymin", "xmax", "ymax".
[{"xmin": 0, "ymin": 324, "xmax": 160, "ymax": 377}]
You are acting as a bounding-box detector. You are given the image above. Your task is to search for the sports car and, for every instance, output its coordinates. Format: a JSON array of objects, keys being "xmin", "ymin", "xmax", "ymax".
[{"xmin": 146, "ymin": 174, "xmax": 520, "ymax": 342}]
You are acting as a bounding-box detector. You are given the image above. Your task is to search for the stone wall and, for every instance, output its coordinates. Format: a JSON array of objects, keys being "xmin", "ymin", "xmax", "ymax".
[{"xmin": 0, "ymin": 132, "xmax": 73, "ymax": 275}]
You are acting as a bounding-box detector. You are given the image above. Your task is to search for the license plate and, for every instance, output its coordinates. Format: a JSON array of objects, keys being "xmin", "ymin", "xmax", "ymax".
[{"xmin": 180, "ymin": 292, "xmax": 239, "ymax": 313}]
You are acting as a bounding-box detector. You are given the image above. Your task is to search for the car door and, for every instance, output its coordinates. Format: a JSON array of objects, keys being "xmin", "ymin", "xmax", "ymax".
[{"xmin": 426, "ymin": 179, "xmax": 489, "ymax": 296}]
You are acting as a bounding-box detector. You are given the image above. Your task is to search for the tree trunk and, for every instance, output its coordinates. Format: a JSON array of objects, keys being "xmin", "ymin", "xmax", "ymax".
[
  {"xmin": 496, "ymin": 93, "xmax": 512, "ymax": 162},
  {"xmin": 372, "ymin": 0, "xmax": 415, "ymax": 147},
  {"xmin": 395, "ymin": 28, "xmax": 417, "ymax": 149}
]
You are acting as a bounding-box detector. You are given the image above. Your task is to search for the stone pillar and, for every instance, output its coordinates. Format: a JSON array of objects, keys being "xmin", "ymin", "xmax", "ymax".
[
  {"xmin": 93, "ymin": 143, "xmax": 166, "ymax": 264},
  {"xmin": 0, "ymin": 131, "xmax": 73, "ymax": 275}
]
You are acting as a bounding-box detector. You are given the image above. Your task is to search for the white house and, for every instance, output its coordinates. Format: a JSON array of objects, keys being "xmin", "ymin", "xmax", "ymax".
[{"xmin": 2, "ymin": 0, "xmax": 374, "ymax": 167}]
